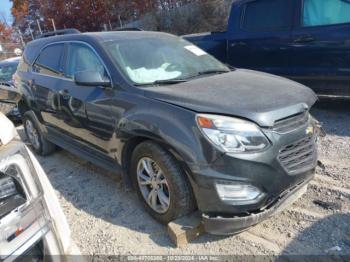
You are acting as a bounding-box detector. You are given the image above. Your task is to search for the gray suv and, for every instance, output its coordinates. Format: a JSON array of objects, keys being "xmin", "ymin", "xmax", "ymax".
[{"xmin": 16, "ymin": 29, "xmax": 319, "ymax": 234}]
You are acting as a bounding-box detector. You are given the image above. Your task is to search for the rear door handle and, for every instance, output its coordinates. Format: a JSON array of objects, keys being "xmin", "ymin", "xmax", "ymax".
[{"xmin": 294, "ymin": 36, "xmax": 315, "ymax": 43}]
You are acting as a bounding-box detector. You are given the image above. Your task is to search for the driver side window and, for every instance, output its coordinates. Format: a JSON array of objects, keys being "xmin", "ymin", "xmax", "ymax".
[{"xmin": 65, "ymin": 43, "xmax": 108, "ymax": 79}]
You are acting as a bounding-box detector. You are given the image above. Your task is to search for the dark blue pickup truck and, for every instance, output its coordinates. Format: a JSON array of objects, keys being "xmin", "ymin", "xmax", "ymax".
[{"xmin": 184, "ymin": 0, "xmax": 350, "ymax": 97}]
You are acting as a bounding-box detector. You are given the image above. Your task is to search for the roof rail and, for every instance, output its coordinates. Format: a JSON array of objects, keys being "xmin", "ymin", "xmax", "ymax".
[
  {"xmin": 115, "ymin": 27, "xmax": 143, "ymax": 31},
  {"xmin": 38, "ymin": 28, "xmax": 80, "ymax": 39}
]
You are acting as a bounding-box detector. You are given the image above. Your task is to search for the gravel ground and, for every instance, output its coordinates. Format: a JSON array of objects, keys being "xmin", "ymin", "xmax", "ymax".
[{"xmin": 11, "ymin": 100, "xmax": 350, "ymax": 257}]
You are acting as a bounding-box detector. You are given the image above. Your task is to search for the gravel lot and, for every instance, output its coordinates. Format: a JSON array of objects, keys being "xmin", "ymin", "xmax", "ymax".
[{"xmin": 6, "ymin": 100, "xmax": 350, "ymax": 256}]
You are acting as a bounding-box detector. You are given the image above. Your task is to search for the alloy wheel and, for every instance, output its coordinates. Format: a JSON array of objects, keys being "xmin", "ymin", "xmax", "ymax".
[
  {"xmin": 25, "ymin": 119, "xmax": 40, "ymax": 150},
  {"xmin": 137, "ymin": 157, "xmax": 170, "ymax": 214}
]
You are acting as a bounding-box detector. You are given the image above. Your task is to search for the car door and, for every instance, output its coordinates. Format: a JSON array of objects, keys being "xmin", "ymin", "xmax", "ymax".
[
  {"xmin": 57, "ymin": 42, "xmax": 115, "ymax": 154},
  {"xmin": 291, "ymin": 0, "xmax": 350, "ymax": 96},
  {"xmin": 227, "ymin": 0, "xmax": 295, "ymax": 76},
  {"xmin": 31, "ymin": 43, "xmax": 65, "ymax": 130}
]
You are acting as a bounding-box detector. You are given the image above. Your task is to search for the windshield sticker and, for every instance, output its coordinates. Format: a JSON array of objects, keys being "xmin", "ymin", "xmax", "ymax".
[{"xmin": 184, "ymin": 45, "xmax": 207, "ymax": 56}]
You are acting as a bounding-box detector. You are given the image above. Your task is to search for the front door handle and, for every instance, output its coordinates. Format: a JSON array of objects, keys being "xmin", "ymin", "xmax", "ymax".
[
  {"xmin": 294, "ymin": 35, "xmax": 315, "ymax": 44},
  {"xmin": 231, "ymin": 41, "xmax": 247, "ymax": 47}
]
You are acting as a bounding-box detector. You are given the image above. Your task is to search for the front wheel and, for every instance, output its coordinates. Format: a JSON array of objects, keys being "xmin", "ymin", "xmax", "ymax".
[{"xmin": 130, "ymin": 141, "xmax": 195, "ymax": 224}]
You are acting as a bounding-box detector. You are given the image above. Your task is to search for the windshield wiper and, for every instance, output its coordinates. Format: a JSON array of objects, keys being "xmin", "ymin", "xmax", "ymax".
[
  {"xmin": 133, "ymin": 79, "xmax": 182, "ymax": 87},
  {"xmin": 152, "ymin": 79, "xmax": 188, "ymax": 85},
  {"xmin": 134, "ymin": 79, "xmax": 188, "ymax": 86},
  {"xmin": 197, "ymin": 69, "xmax": 230, "ymax": 76},
  {"xmin": 134, "ymin": 70, "xmax": 230, "ymax": 87},
  {"xmin": 178, "ymin": 69, "xmax": 231, "ymax": 81}
]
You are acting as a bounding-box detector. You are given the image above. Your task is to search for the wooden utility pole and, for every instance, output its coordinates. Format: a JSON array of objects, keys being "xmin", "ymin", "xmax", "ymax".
[
  {"xmin": 17, "ymin": 30, "xmax": 26, "ymax": 48},
  {"xmin": 118, "ymin": 15, "xmax": 123, "ymax": 28},
  {"xmin": 28, "ymin": 24, "xmax": 34, "ymax": 40},
  {"xmin": 51, "ymin": 19, "xmax": 56, "ymax": 31},
  {"xmin": 109, "ymin": 20, "xmax": 113, "ymax": 30},
  {"xmin": 36, "ymin": 19, "xmax": 42, "ymax": 34}
]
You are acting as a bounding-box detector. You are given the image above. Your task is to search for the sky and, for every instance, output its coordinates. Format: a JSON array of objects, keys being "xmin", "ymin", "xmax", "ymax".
[{"xmin": 0, "ymin": 0, "xmax": 13, "ymax": 24}]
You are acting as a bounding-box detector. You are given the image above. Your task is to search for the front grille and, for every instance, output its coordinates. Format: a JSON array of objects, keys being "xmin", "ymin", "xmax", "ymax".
[
  {"xmin": 278, "ymin": 135, "xmax": 317, "ymax": 174},
  {"xmin": 273, "ymin": 112, "xmax": 309, "ymax": 133}
]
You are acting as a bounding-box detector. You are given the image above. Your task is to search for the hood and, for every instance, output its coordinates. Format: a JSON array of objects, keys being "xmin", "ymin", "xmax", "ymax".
[{"xmin": 143, "ymin": 69, "xmax": 317, "ymax": 127}]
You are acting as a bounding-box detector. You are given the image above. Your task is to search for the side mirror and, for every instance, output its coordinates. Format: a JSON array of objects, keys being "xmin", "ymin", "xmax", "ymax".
[{"xmin": 74, "ymin": 71, "xmax": 111, "ymax": 87}]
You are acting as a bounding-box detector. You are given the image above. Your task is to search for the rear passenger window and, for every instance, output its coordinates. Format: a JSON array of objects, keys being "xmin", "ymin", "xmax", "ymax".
[
  {"xmin": 34, "ymin": 44, "xmax": 64, "ymax": 76},
  {"xmin": 64, "ymin": 43, "xmax": 107, "ymax": 79},
  {"xmin": 303, "ymin": 0, "xmax": 350, "ymax": 27},
  {"xmin": 242, "ymin": 0, "xmax": 292, "ymax": 31}
]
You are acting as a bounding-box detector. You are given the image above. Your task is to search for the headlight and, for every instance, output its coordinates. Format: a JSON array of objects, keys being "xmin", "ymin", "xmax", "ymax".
[
  {"xmin": 196, "ymin": 114, "xmax": 270, "ymax": 153},
  {"xmin": 216, "ymin": 182, "xmax": 265, "ymax": 205}
]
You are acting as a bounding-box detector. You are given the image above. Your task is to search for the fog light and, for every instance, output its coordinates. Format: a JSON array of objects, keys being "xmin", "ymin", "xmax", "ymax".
[{"xmin": 215, "ymin": 182, "xmax": 264, "ymax": 204}]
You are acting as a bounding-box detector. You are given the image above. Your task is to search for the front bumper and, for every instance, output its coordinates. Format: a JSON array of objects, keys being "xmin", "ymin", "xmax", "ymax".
[
  {"xmin": 185, "ymin": 118, "xmax": 318, "ymax": 235},
  {"xmin": 202, "ymin": 178, "xmax": 311, "ymax": 235}
]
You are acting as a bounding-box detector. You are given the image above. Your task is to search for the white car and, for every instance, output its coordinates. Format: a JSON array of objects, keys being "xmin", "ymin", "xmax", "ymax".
[{"xmin": 0, "ymin": 88, "xmax": 79, "ymax": 261}]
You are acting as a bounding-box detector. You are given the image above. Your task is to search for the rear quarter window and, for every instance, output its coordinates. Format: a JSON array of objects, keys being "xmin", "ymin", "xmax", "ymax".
[
  {"xmin": 303, "ymin": 0, "xmax": 350, "ymax": 27},
  {"xmin": 241, "ymin": 0, "xmax": 293, "ymax": 31}
]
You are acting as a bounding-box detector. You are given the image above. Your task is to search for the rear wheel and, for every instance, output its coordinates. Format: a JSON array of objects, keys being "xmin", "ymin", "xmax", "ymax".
[
  {"xmin": 130, "ymin": 141, "xmax": 195, "ymax": 224},
  {"xmin": 23, "ymin": 112, "xmax": 56, "ymax": 155}
]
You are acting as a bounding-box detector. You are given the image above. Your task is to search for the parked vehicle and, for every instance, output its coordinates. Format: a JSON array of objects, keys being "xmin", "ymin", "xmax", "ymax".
[
  {"xmin": 16, "ymin": 29, "xmax": 319, "ymax": 235},
  {"xmin": 0, "ymin": 57, "xmax": 22, "ymax": 121},
  {"xmin": 0, "ymin": 86, "xmax": 78, "ymax": 260},
  {"xmin": 184, "ymin": 0, "xmax": 350, "ymax": 97}
]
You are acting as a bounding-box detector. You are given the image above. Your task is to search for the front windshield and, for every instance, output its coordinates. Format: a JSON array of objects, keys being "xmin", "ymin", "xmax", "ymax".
[
  {"xmin": 104, "ymin": 36, "xmax": 229, "ymax": 85},
  {"xmin": 0, "ymin": 64, "xmax": 17, "ymax": 82}
]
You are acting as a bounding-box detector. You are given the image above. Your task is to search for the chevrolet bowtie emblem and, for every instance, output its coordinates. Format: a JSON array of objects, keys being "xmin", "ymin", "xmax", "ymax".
[{"xmin": 306, "ymin": 126, "xmax": 314, "ymax": 136}]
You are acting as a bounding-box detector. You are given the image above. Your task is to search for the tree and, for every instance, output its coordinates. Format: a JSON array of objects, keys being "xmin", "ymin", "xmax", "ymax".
[
  {"xmin": 10, "ymin": 0, "xmax": 207, "ymax": 36},
  {"xmin": 11, "ymin": 0, "xmax": 41, "ymax": 40},
  {"xmin": 40, "ymin": 0, "xmax": 108, "ymax": 32},
  {"xmin": 0, "ymin": 20, "xmax": 13, "ymax": 41},
  {"xmin": 0, "ymin": 13, "xmax": 18, "ymax": 59}
]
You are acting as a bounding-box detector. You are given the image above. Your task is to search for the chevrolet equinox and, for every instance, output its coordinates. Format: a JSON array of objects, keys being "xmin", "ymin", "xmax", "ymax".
[{"xmin": 16, "ymin": 30, "xmax": 319, "ymax": 235}]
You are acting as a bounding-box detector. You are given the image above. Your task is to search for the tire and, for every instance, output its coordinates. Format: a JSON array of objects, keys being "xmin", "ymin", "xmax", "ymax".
[
  {"xmin": 23, "ymin": 112, "xmax": 56, "ymax": 155},
  {"xmin": 130, "ymin": 141, "xmax": 195, "ymax": 224}
]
